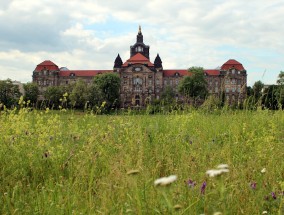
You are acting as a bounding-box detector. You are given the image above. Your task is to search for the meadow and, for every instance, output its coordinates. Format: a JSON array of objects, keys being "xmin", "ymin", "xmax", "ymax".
[{"xmin": 0, "ymin": 108, "xmax": 283, "ymax": 214}]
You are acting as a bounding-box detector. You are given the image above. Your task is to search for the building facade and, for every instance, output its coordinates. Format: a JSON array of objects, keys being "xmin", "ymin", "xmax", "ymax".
[{"xmin": 33, "ymin": 27, "xmax": 247, "ymax": 106}]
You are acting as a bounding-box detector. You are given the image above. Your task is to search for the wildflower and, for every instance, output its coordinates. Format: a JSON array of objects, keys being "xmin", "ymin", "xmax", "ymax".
[
  {"xmin": 126, "ymin": 169, "xmax": 140, "ymax": 175},
  {"xmin": 262, "ymin": 211, "xmax": 268, "ymax": 214},
  {"xmin": 271, "ymin": 192, "xmax": 277, "ymax": 199},
  {"xmin": 154, "ymin": 175, "xmax": 177, "ymax": 186},
  {"xmin": 213, "ymin": 212, "xmax": 222, "ymax": 215},
  {"xmin": 261, "ymin": 168, "xmax": 266, "ymax": 173},
  {"xmin": 250, "ymin": 182, "xmax": 257, "ymax": 189},
  {"xmin": 217, "ymin": 164, "xmax": 229, "ymax": 169},
  {"xmin": 206, "ymin": 169, "xmax": 229, "ymax": 177},
  {"xmin": 186, "ymin": 179, "xmax": 196, "ymax": 188},
  {"xmin": 200, "ymin": 181, "xmax": 206, "ymax": 195}
]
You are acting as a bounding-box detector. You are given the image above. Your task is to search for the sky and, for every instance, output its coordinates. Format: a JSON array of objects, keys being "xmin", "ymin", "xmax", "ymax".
[{"xmin": 0, "ymin": 0, "xmax": 283, "ymax": 86}]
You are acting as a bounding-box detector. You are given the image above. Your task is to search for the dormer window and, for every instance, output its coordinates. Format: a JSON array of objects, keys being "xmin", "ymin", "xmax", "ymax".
[{"xmin": 70, "ymin": 73, "xmax": 76, "ymax": 77}]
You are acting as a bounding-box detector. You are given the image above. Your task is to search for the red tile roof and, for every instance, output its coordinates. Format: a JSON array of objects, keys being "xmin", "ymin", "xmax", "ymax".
[
  {"xmin": 35, "ymin": 60, "xmax": 59, "ymax": 71},
  {"xmin": 221, "ymin": 59, "xmax": 245, "ymax": 71},
  {"xmin": 204, "ymin": 69, "xmax": 220, "ymax": 76},
  {"xmin": 163, "ymin": 70, "xmax": 191, "ymax": 77},
  {"xmin": 122, "ymin": 53, "xmax": 154, "ymax": 67},
  {"xmin": 59, "ymin": 70, "xmax": 113, "ymax": 77}
]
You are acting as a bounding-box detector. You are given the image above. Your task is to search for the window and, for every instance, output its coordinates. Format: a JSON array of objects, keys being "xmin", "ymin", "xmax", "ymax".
[
  {"xmin": 226, "ymin": 88, "xmax": 229, "ymax": 93},
  {"xmin": 137, "ymin": 46, "xmax": 143, "ymax": 52},
  {"xmin": 232, "ymin": 69, "xmax": 235, "ymax": 74},
  {"xmin": 215, "ymin": 81, "xmax": 218, "ymax": 86},
  {"xmin": 170, "ymin": 80, "xmax": 173, "ymax": 85},
  {"xmin": 232, "ymin": 87, "xmax": 236, "ymax": 93},
  {"xmin": 215, "ymin": 87, "xmax": 218, "ymax": 93},
  {"xmin": 124, "ymin": 80, "xmax": 128, "ymax": 85},
  {"xmin": 133, "ymin": 77, "xmax": 142, "ymax": 85},
  {"xmin": 164, "ymin": 80, "xmax": 167, "ymax": 85},
  {"xmin": 209, "ymin": 89, "xmax": 212, "ymax": 93},
  {"xmin": 231, "ymin": 79, "xmax": 236, "ymax": 84},
  {"xmin": 156, "ymin": 88, "xmax": 160, "ymax": 93},
  {"xmin": 156, "ymin": 80, "xmax": 160, "ymax": 85},
  {"xmin": 149, "ymin": 80, "xmax": 152, "ymax": 85},
  {"xmin": 175, "ymin": 80, "xmax": 179, "ymax": 85}
]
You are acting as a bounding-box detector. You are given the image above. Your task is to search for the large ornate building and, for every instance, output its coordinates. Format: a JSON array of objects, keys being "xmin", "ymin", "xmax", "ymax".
[{"xmin": 33, "ymin": 26, "xmax": 247, "ymax": 106}]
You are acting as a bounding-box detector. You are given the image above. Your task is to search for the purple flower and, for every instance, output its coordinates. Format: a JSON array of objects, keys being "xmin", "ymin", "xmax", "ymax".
[
  {"xmin": 250, "ymin": 182, "xmax": 257, "ymax": 189},
  {"xmin": 187, "ymin": 179, "xmax": 196, "ymax": 188},
  {"xmin": 200, "ymin": 181, "xmax": 206, "ymax": 195},
  {"xmin": 271, "ymin": 192, "xmax": 277, "ymax": 199}
]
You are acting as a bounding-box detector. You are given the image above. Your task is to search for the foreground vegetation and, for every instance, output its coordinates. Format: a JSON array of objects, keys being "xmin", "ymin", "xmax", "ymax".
[{"xmin": 0, "ymin": 108, "xmax": 283, "ymax": 214}]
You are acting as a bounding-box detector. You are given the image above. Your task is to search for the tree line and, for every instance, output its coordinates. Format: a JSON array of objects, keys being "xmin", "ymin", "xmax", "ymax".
[{"xmin": 0, "ymin": 70, "xmax": 283, "ymax": 111}]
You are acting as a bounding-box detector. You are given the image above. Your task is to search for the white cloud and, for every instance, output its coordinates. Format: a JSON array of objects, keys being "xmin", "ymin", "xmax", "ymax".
[{"xmin": 0, "ymin": 0, "xmax": 283, "ymax": 85}]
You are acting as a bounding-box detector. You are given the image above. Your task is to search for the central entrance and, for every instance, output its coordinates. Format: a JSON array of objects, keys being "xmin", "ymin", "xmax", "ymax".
[{"xmin": 135, "ymin": 95, "xmax": 140, "ymax": 106}]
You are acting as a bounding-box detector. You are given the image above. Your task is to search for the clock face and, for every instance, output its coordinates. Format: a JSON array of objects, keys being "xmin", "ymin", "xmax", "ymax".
[{"xmin": 134, "ymin": 67, "xmax": 141, "ymax": 72}]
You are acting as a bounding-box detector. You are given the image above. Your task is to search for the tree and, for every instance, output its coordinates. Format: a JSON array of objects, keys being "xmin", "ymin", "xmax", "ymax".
[
  {"xmin": 261, "ymin": 85, "xmax": 279, "ymax": 110},
  {"xmin": 276, "ymin": 71, "xmax": 284, "ymax": 108},
  {"xmin": 276, "ymin": 71, "xmax": 284, "ymax": 85},
  {"xmin": 23, "ymin": 82, "xmax": 39, "ymax": 105},
  {"xmin": 252, "ymin": 80, "xmax": 264, "ymax": 100},
  {"xmin": 44, "ymin": 86, "xmax": 63, "ymax": 108},
  {"xmin": 161, "ymin": 86, "xmax": 175, "ymax": 104},
  {"xmin": 0, "ymin": 79, "xmax": 21, "ymax": 108},
  {"xmin": 246, "ymin": 86, "xmax": 253, "ymax": 97},
  {"xmin": 69, "ymin": 79, "xmax": 91, "ymax": 109},
  {"xmin": 92, "ymin": 73, "xmax": 121, "ymax": 110},
  {"xmin": 178, "ymin": 67, "xmax": 207, "ymax": 102}
]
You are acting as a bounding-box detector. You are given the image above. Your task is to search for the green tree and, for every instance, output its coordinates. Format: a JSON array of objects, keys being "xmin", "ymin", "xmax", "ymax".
[
  {"xmin": 23, "ymin": 82, "xmax": 39, "ymax": 105},
  {"xmin": 69, "ymin": 79, "xmax": 91, "ymax": 109},
  {"xmin": 246, "ymin": 86, "xmax": 253, "ymax": 97},
  {"xmin": 44, "ymin": 86, "xmax": 63, "ymax": 108},
  {"xmin": 0, "ymin": 79, "xmax": 21, "ymax": 108},
  {"xmin": 261, "ymin": 85, "xmax": 279, "ymax": 110},
  {"xmin": 161, "ymin": 86, "xmax": 175, "ymax": 104},
  {"xmin": 178, "ymin": 67, "xmax": 207, "ymax": 102},
  {"xmin": 275, "ymin": 71, "xmax": 284, "ymax": 109},
  {"xmin": 276, "ymin": 71, "xmax": 284, "ymax": 85},
  {"xmin": 92, "ymin": 73, "xmax": 121, "ymax": 110},
  {"xmin": 252, "ymin": 80, "xmax": 264, "ymax": 100}
]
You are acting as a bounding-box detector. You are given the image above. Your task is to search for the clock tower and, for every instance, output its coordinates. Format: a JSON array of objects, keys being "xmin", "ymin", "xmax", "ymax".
[{"xmin": 130, "ymin": 26, "xmax": 150, "ymax": 59}]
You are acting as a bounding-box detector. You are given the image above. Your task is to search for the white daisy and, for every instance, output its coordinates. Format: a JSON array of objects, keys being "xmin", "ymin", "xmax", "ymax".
[{"xmin": 154, "ymin": 175, "xmax": 177, "ymax": 186}]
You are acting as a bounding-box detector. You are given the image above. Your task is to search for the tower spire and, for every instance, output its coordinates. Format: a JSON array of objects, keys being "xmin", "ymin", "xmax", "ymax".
[{"xmin": 138, "ymin": 25, "xmax": 142, "ymax": 34}]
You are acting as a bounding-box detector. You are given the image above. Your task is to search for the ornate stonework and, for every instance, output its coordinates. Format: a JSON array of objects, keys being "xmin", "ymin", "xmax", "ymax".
[{"xmin": 33, "ymin": 27, "xmax": 247, "ymax": 106}]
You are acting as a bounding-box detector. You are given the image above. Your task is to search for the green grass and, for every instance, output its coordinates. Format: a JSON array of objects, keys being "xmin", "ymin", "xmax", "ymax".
[{"xmin": 0, "ymin": 108, "xmax": 283, "ymax": 214}]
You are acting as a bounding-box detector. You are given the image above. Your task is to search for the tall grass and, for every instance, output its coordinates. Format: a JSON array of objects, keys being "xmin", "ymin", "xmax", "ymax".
[{"xmin": 0, "ymin": 108, "xmax": 283, "ymax": 214}]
